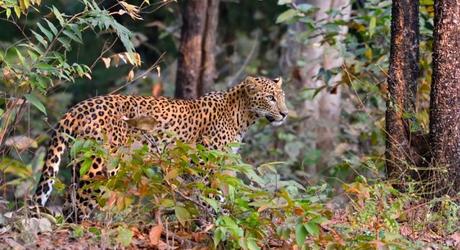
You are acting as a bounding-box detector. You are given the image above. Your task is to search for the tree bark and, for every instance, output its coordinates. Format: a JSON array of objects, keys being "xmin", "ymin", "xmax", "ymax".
[
  {"xmin": 385, "ymin": 0, "xmax": 420, "ymax": 183},
  {"xmin": 175, "ymin": 0, "xmax": 208, "ymax": 99},
  {"xmin": 199, "ymin": 0, "xmax": 219, "ymax": 96},
  {"xmin": 429, "ymin": 0, "xmax": 460, "ymax": 196},
  {"xmin": 175, "ymin": 0, "xmax": 219, "ymax": 99}
]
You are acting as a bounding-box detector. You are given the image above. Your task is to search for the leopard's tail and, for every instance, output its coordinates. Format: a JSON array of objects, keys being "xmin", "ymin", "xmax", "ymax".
[{"xmin": 33, "ymin": 124, "xmax": 71, "ymax": 206}]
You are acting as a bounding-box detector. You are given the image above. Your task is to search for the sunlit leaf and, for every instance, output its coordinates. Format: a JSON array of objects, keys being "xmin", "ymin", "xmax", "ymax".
[{"xmin": 276, "ymin": 9, "xmax": 298, "ymax": 23}]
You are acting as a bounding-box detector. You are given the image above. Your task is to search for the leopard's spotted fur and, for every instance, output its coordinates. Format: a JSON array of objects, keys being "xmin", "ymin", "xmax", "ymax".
[{"xmin": 33, "ymin": 76, "xmax": 288, "ymax": 220}]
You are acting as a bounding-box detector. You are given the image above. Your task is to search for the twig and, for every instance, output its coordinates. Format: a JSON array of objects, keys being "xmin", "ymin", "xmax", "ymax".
[
  {"xmin": 162, "ymin": 230, "xmax": 198, "ymax": 248},
  {"xmin": 89, "ymin": 38, "xmax": 119, "ymax": 70},
  {"xmin": 174, "ymin": 190, "xmax": 212, "ymax": 215},
  {"xmin": 109, "ymin": 52, "xmax": 166, "ymax": 95}
]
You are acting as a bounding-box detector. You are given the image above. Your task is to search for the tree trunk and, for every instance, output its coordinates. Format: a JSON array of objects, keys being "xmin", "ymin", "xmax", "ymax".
[
  {"xmin": 429, "ymin": 0, "xmax": 460, "ymax": 196},
  {"xmin": 199, "ymin": 0, "xmax": 219, "ymax": 96},
  {"xmin": 175, "ymin": 0, "xmax": 219, "ymax": 99},
  {"xmin": 385, "ymin": 0, "xmax": 420, "ymax": 183}
]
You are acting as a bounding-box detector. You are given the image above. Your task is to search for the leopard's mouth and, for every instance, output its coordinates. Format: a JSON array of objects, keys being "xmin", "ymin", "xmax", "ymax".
[
  {"xmin": 265, "ymin": 115, "xmax": 285, "ymax": 126},
  {"xmin": 265, "ymin": 115, "xmax": 276, "ymax": 122}
]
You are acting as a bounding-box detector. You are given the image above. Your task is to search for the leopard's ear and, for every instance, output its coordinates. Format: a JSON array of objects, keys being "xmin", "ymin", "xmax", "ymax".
[
  {"xmin": 244, "ymin": 76, "xmax": 262, "ymax": 95},
  {"xmin": 245, "ymin": 76, "xmax": 257, "ymax": 82},
  {"xmin": 273, "ymin": 77, "xmax": 283, "ymax": 88}
]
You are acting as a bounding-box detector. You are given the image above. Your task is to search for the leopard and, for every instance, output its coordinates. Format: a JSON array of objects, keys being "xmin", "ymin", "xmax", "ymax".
[{"xmin": 33, "ymin": 76, "xmax": 288, "ymax": 221}]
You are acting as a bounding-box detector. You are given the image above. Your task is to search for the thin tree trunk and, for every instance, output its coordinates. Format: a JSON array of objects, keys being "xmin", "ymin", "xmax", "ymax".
[
  {"xmin": 175, "ymin": 0, "xmax": 219, "ymax": 99},
  {"xmin": 199, "ymin": 0, "xmax": 219, "ymax": 96},
  {"xmin": 429, "ymin": 0, "xmax": 460, "ymax": 196},
  {"xmin": 175, "ymin": 0, "xmax": 208, "ymax": 99},
  {"xmin": 385, "ymin": 0, "xmax": 420, "ymax": 183}
]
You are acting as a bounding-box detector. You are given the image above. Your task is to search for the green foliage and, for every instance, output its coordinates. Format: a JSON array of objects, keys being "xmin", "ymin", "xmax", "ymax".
[
  {"xmin": 0, "ymin": 0, "xmax": 139, "ymax": 116},
  {"xmin": 51, "ymin": 139, "xmax": 458, "ymax": 248},
  {"xmin": 0, "ymin": 0, "xmax": 42, "ymax": 18}
]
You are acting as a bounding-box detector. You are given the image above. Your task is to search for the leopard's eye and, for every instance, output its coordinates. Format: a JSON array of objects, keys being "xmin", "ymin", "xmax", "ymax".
[{"xmin": 267, "ymin": 95, "xmax": 276, "ymax": 102}]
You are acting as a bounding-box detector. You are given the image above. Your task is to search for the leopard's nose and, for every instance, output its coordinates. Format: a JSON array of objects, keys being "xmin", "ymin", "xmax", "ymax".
[{"xmin": 280, "ymin": 111, "xmax": 288, "ymax": 118}]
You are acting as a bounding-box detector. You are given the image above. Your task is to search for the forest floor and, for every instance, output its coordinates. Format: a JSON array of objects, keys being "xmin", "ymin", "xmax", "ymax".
[{"xmin": 0, "ymin": 201, "xmax": 459, "ymax": 249}]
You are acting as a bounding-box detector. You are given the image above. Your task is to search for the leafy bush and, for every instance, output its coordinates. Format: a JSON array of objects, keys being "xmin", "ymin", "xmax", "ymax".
[{"xmin": 43, "ymin": 138, "xmax": 455, "ymax": 249}]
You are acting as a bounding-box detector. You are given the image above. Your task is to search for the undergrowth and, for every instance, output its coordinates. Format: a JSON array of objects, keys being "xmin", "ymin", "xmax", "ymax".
[{"xmin": 1, "ymin": 139, "xmax": 458, "ymax": 249}]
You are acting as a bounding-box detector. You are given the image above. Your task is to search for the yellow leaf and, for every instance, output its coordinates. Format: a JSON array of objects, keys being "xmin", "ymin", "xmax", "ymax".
[{"xmin": 164, "ymin": 168, "xmax": 178, "ymax": 181}]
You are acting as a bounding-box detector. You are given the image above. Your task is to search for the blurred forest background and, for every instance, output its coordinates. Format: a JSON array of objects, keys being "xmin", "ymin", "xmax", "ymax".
[{"xmin": 0, "ymin": 0, "xmax": 459, "ymax": 249}]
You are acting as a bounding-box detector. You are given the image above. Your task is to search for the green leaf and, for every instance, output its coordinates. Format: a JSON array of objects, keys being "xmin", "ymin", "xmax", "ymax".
[
  {"xmin": 369, "ymin": 16, "xmax": 376, "ymax": 37},
  {"xmin": 278, "ymin": 0, "xmax": 292, "ymax": 4},
  {"xmin": 79, "ymin": 158, "xmax": 92, "ymax": 176},
  {"xmin": 295, "ymin": 223, "xmax": 308, "ymax": 247},
  {"xmin": 159, "ymin": 198, "xmax": 174, "ymax": 208},
  {"xmin": 222, "ymin": 216, "xmax": 244, "ymax": 237},
  {"xmin": 26, "ymin": 49, "xmax": 38, "ymax": 62},
  {"xmin": 31, "ymin": 31, "xmax": 48, "ymax": 48},
  {"xmin": 72, "ymin": 225, "xmax": 84, "ymax": 238},
  {"xmin": 276, "ymin": 9, "xmax": 298, "ymax": 23},
  {"xmin": 213, "ymin": 226, "xmax": 226, "ymax": 247},
  {"xmin": 297, "ymin": 3, "xmax": 314, "ymax": 13},
  {"xmin": 246, "ymin": 236, "xmax": 260, "ymax": 250},
  {"xmin": 420, "ymin": 0, "xmax": 434, "ymax": 5},
  {"xmin": 69, "ymin": 24, "xmax": 82, "ymax": 41},
  {"xmin": 37, "ymin": 22, "xmax": 53, "ymax": 42},
  {"xmin": 304, "ymin": 222, "xmax": 320, "ymax": 237},
  {"xmin": 175, "ymin": 206, "xmax": 191, "ymax": 226},
  {"xmin": 63, "ymin": 29, "xmax": 82, "ymax": 43},
  {"xmin": 201, "ymin": 196, "xmax": 219, "ymax": 213},
  {"xmin": 37, "ymin": 63, "xmax": 54, "ymax": 71},
  {"xmin": 24, "ymin": 94, "xmax": 47, "ymax": 115},
  {"xmin": 116, "ymin": 226, "xmax": 133, "ymax": 247},
  {"xmin": 57, "ymin": 37, "xmax": 71, "ymax": 50},
  {"xmin": 45, "ymin": 19, "xmax": 58, "ymax": 35},
  {"xmin": 12, "ymin": 48, "xmax": 25, "ymax": 65},
  {"xmin": 14, "ymin": 6, "xmax": 21, "ymax": 18},
  {"xmin": 52, "ymin": 6, "xmax": 65, "ymax": 26}
]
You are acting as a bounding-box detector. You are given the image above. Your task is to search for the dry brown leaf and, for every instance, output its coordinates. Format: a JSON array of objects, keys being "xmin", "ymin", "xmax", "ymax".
[
  {"xmin": 4, "ymin": 238, "xmax": 25, "ymax": 250},
  {"xmin": 107, "ymin": 192, "xmax": 117, "ymax": 208},
  {"xmin": 149, "ymin": 224, "xmax": 163, "ymax": 246},
  {"xmin": 133, "ymin": 53, "xmax": 141, "ymax": 66},
  {"xmin": 5, "ymin": 136, "xmax": 38, "ymax": 150},
  {"xmin": 112, "ymin": 55, "xmax": 120, "ymax": 67},
  {"xmin": 157, "ymin": 240, "xmax": 175, "ymax": 250},
  {"xmin": 101, "ymin": 57, "xmax": 111, "ymax": 68},
  {"xmin": 151, "ymin": 83, "xmax": 163, "ymax": 97},
  {"xmin": 448, "ymin": 232, "xmax": 460, "ymax": 247},
  {"xmin": 127, "ymin": 70, "xmax": 135, "ymax": 82},
  {"xmin": 119, "ymin": 1, "xmax": 142, "ymax": 20}
]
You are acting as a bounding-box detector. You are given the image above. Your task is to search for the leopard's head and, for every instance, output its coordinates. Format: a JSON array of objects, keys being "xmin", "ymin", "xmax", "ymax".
[{"xmin": 244, "ymin": 76, "xmax": 288, "ymax": 126}]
